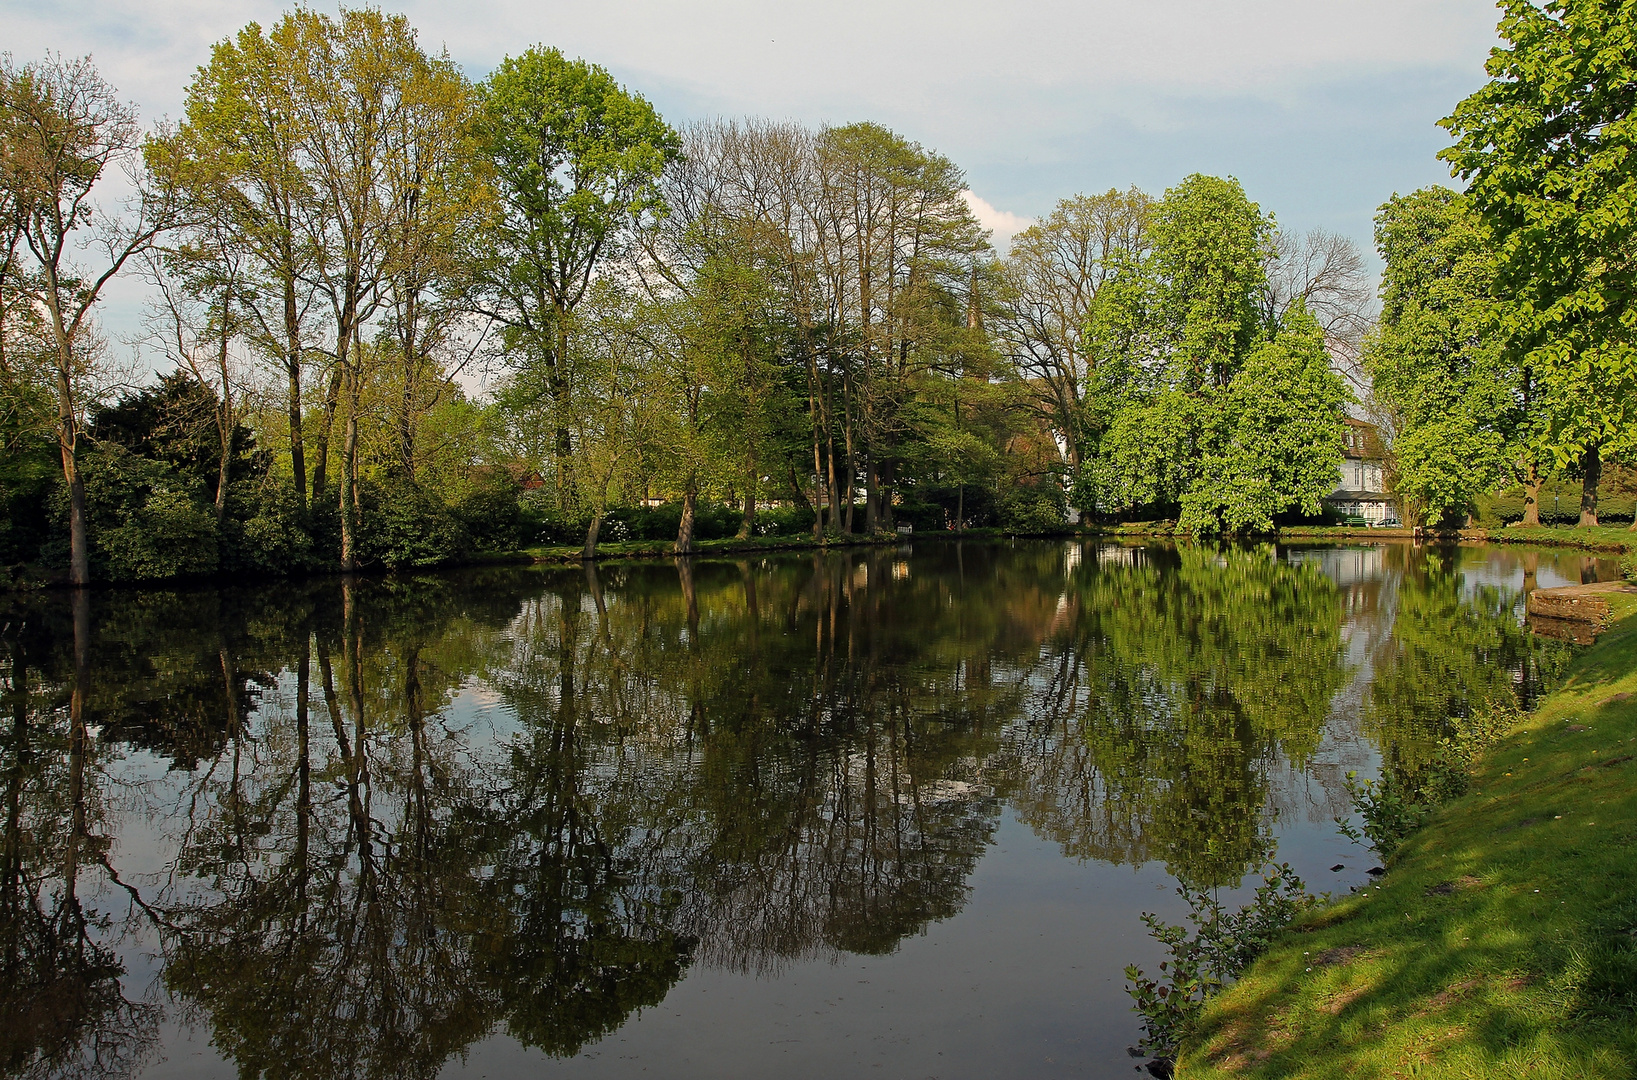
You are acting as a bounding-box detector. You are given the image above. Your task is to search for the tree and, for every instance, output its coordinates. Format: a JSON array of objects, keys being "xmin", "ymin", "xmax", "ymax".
[
  {"xmin": 142, "ymin": 211, "xmax": 251, "ymax": 530},
  {"xmin": 1079, "ymin": 175, "xmax": 1277, "ymax": 522},
  {"xmin": 473, "ymin": 47, "xmax": 679, "ymax": 511},
  {"xmin": 1441, "ymin": 0, "xmax": 1637, "ymax": 528},
  {"xmin": 0, "ymin": 54, "xmax": 175, "ymax": 586},
  {"xmin": 156, "ymin": 20, "xmax": 322, "ymax": 512},
  {"xmin": 812, "ymin": 122, "xmax": 989, "ymax": 534},
  {"xmin": 1262, "ymin": 227, "xmax": 1374, "ymax": 373},
  {"xmin": 1178, "ymin": 302, "xmax": 1349, "ymax": 534},
  {"xmin": 1363, "ymin": 188, "xmax": 1524, "ymax": 526},
  {"xmin": 996, "ymin": 188, "xmax": 1151, "ymax": 473}
]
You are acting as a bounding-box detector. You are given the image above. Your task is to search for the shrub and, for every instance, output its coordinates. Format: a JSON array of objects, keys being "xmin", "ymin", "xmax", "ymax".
[
  {"xmin": 999, "ymin": 483, "xmax": 1068, "ymax": 532},
  {"xmin": 98, "ymin": 487, "xmax": 220, "ymax": 581},
  {"xmin": 1125, "ymin": 864, "xmax": 1317, "ymax": 1058},
  {"xmin": 358, "ymin": 481, "xmax": 469, "ymax": 569},
  {"xmin": 453, "ymin": 474, "xmax": 523, "ymax": 551},
  {"xmin": 753, "ymin": 505, "xmax": 815, "ymax": 536},
  {"xmin": 222, "ymin": 481, "xmax": 313, "ymax": 577},
  {"xmin": 50, "ymin": 444, "xmax": 221, "ymax": 581}
]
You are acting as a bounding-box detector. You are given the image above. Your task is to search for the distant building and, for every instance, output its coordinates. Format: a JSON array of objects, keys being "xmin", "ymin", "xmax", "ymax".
[{"xmin": 1324, "ymin": 419, "xmax": 1395, "ymax": 523}]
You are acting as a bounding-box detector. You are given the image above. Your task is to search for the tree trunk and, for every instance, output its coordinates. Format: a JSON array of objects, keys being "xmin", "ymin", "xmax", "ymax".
[
  {"xmin": 842, "ymin": 430, "xmax": 856, "ymax": 535},
  {"xmin": 956, "ymin": 484, "xmax": 966, "ymax": 532},
  {"xmin": 676, "ymin": 472, "xmax": 698, "ymax": 554},
  {"xmin": 582, "ymin": 513, "xmax": 602, "ymax": 560},
  {"xmin": 879, "ymin": 459, "xmax": 894, "ymax": 532},
  {"xmin": 1521, "ymin": 458, "xmax": 1542, "ymax": 527},
  {"xmin": 284, "ymin": 282, "xmax": 307, "ymax": 510},
  {"xmin": 825, "ymin": 433, "xmax": 841, "ymax": 535},
  {"xmin": 738, "ymin": 483, "xmax": 755, "ymax": 540},
  {"xmin": 215, "ymin": 294, "xmax": 234, "ymax": 530},
  {"xmin": 339, "ymin": 369, "xmax": 360, "ymax": 571},
  {"xmin": 865, "ymin": 455, "xmax": 879, "ymax": 534},
  {"xmin": 1579, "ymin": 442, "xmax": 1601, "ymax": 528},
  {"xmin": 55, "ymin": 363, "xmax": 90, "ymax": 587},
  {"xmin": 311, "ymin": 365, "xmax": 344, "ymax": 499}
]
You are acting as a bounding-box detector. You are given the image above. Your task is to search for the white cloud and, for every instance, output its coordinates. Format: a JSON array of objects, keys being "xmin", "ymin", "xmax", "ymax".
[{"xmin": 962, "ymin": 191, "xmax": 1034, "ymax": 254}]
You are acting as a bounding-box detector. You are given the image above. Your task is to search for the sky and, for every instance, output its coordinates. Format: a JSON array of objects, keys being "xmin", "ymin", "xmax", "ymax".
[{"xmin": 3, "ymin": 0, "xmax": 1504, "ymax": 345}]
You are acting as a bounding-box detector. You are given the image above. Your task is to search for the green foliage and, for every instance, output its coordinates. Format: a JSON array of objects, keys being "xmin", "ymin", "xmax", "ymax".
[
  {"xmin": 998, "ymin": 483, "xmax": 1067, "ymax": 532},
  {"xmin": 1079, "ymin": 175, "xmax": 1345, "ymax": 532},
  {"xmin": 0, "ymin": 421, "xmax": 57, "ymax": 568},
  {"xmin": 452, "ymin": 472, "xmax": 524, "ymax": 552},
  {"xmin": 1146, "ymin": 174, "xmax": 1272, "ymax": 392},
  {"xmin": 58, "ymin": 447, "xmax": 221, "ymax": 581},
  {"xmin": 1340, "ymin": 699, "xmax": 1523, "ymax": 857},
  {"xmin": 1179, "ymin": 305, "xmax": 1349, "ymax": 535},
  {"xmin": 1363, "ymin": 188, "xmax": 1518, "ymax": 525},
  {"xmin": 1125, "ymin": 864, "xmax": 1316, "ymax": 1057},
  {"xmin": 358, "ymin": 481, "xmax": 470, "ymax": 570},
  {"xmin": 1441, "ymin": 0, "xmax": 1637, "ymax": 474}
]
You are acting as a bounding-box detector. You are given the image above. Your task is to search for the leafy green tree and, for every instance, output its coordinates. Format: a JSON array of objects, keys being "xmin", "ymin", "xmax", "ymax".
[
  {"xmin": 1147, "ymin": 174, "xmax": 1272, "ymax": 393},
  {"xmin": 154, "ymin": 19, "xmax": 322, "ymax": 511},
  {"xmin": 1363, "ymin": 188, "xmax": 1526, "ymax": 526},
  {"xmin": 1179, "ymin": 304, "xmax": 1349, "ymax": 534},
  {"xmin": 1441, "ymin": 0, "xmax": 1637, "ymax": 527},
  {"xmin": 473, "ymin": 47, "xmax": 679, "ymax": 509},
  {"xmin": 1080, "ymin": 175, "xmax": 1336, "ymax": 531}
]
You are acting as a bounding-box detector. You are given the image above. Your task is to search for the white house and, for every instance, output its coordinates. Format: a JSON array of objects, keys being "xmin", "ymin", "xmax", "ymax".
[{"xmin": 1324, "ymin": 419, "xmax": 1395, "ymax": 523}]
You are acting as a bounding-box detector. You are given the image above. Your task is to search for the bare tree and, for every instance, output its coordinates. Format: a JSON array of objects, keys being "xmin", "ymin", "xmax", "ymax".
[
  {"xmin": 995, "ymin": 188, "xmax": 1151, "ymax": 471},
  {"xmin": 1264, "ymin": 227, "xmax": 1375, "ymax": 375}
]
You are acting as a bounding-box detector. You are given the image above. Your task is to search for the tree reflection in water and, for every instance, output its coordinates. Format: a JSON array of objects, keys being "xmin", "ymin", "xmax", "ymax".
[{"xmin": 0, "ymin": 542, "xmax": 1570, "ymax": 1078}]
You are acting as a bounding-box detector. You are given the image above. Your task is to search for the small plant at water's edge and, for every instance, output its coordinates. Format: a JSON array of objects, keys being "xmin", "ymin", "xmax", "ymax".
[
  {"xmin": 1337, "ymin": 699, "xmax": 1522, "ymax": 857},
  {"xmin": 1124, "ymin": 863, "xmax": 1317, "ymax": 1061}
]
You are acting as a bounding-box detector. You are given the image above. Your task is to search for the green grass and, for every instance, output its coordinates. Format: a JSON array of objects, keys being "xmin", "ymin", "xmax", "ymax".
[
  {"xmin": 1482, "ymin": 524, "xmax": 1636, "ymax": 555},
  {"xmin": 1179, "ymin": 591, "xmax": 1637, "ymax": 1079}
]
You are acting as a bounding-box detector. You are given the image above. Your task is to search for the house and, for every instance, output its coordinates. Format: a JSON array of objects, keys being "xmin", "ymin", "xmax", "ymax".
[{"xmin": 1324, "ymin": 419, "xmax": 1395, "ymax": 523}]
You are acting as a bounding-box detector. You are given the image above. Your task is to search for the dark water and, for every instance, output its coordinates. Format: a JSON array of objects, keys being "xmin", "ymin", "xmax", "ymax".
[{"xmin": 0, "ymin": 540, "xmax": 1600, "ymax": 1080}]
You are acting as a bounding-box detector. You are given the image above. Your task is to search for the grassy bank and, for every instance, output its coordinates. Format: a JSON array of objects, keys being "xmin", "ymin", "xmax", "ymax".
[{"xmin": 1178, "ymin": 589, "xmax": 1637, "ymax": 1079}]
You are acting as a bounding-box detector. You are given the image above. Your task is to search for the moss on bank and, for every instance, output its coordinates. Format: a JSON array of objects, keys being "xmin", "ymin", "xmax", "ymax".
[{"xmin": 1178, "ymin": 590, "xmax": 1637, "ymax": 1079}]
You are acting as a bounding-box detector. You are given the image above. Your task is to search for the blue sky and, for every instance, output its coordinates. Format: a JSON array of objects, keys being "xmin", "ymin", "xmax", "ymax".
[{"xmin": 4, "ymin": 0, "xmax": 1504, "ymax": 338}]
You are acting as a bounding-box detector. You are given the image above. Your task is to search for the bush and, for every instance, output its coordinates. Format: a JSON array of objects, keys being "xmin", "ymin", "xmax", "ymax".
[
  {"xmin": 222, "ymin": 481, "xmax": 313, "ymax": 577},
  {"xmin": 1125, "ymin": 864, "xmax": 1317, "ymax": 1058},
  {"xmin": 358, "ymin": 481, "xmax": 469, "ymax": 569},
  {"xmin": 999, "ymin": 483, "xmax": 1068, "ymax": 532},
  {"xmin": 49, "ymin": 445, "xmax": 221, "ymax": 581},
  {"xmin": 99, "ymin": 487, "xmax": 220, "ymax": 581},
  {"xmin": 453, "ymin": 474, "xmax": 523, "ymax": 551},
  {"xmin": 753, "ymin": 505, "xmax": 815, "ymax": 536}
]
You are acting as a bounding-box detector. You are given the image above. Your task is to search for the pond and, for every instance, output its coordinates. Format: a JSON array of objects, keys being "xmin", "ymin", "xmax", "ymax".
[{"xmin": 0, "ymin": 540, "xmax": 1604, "ymax": 1080}]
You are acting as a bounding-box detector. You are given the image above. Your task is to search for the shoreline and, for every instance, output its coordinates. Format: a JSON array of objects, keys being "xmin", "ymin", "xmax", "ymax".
[
  {"xmin": 6, "ymin": 522, "xmax": 1631, "ymax": 590},
  {"xmin": 1177, "ymin": 586, "xmax": 1637, "ymax": 1078}
]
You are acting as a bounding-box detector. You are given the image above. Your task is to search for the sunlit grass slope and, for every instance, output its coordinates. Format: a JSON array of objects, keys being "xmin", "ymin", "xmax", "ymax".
[{"xmin": 1179, "ymin": 592, "xmax": 1637, "ymax": 1079}]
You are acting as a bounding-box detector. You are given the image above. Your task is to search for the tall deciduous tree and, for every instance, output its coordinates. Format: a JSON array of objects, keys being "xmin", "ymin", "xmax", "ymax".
[
  {"xmin": 474, "ymin": 47, "xmax": 679, "ymax": 510},
  {"xmin": 1, "ymin": 55, "xmax": 175, "ymax": 586},
  {"xmin": 1080, "ymin": 174, "xmax": 1277, "ymax": 519},
  {"xmin": 996, "ymin": 188, "xmax": 1151, "ymax": 473},
  {"xmin": 1363, "ymin": 188, "xmax": 1526, "ymax": 527},
  {"xmin": 1441, "ymin": 0, "xmax": 1637, "ymax": 527},
  {"xmin": 157, "ymin": 20, "xmax": 320, "ymax": 512},
  {"xmin": 1178, "ymin": 303, "xmax": 1349, "ymax": 534}
]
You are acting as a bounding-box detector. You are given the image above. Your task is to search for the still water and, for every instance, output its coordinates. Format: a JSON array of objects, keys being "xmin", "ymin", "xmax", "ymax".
[{"xmin": 0, "ymin": 540, "xmax": 1604, "ymax": 1079}]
